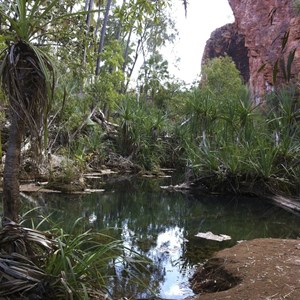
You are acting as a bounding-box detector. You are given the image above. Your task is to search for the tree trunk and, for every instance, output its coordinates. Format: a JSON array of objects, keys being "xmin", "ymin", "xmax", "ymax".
[
  {"xmin": 95, "ymin": 0, "xmax": 112, "ymax": 75},
  {"xmin": 115, "ymin": 0, "xmax": 126, "ymax": 41},
  {"xmin": 82, "ymin": 0, "xmax": 94, "ymax": 66},
  {"xmin": 124, "ymin": 26, "xmax": 148, "ymax": 92},
  {"xmin": 2, "ymin": 109, "xmax": 25, "ymax": 223},
  {"xmin": 122, "ymin": 26, "xmax": 133, "ymax": 73},
  {"xmin": 94, "ymin": 4, "xmax": 102, "ymax": 37},
  {"xmin": 124, "ymin": 37, "xmax": 141, "ymax": 92}
]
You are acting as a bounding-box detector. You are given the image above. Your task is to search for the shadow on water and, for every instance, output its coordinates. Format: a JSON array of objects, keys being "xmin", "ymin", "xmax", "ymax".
[{"xmin": 2, "ymin": 175, "xmax": 300, "ymax": 299}]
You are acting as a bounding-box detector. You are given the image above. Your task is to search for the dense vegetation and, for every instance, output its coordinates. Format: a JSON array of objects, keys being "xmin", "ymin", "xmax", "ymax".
[
  {"xmin": 1, "ymin": 0, "xmax": 299, "ymax": 195},
  {"xmin": 1, "ymin": 0, "xmax": 300, "ymax": 299}
]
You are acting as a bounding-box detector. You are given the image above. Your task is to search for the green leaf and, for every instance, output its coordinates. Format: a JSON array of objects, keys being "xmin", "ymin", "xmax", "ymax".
[
  {"xmin": 31, "ymin": 0, "xmax": 59, "ymax": 31},
  {"xmin": 257, "ymin": 63, "xmax": 266, "ymax": 73},
  {"xmin": 287, "ymin": 48, "xmax": 296, "ymax": 82},
  {"xmin": 281, "ymin": 30, "xmax": 290, "ymax": 52},
  {"xmin": 0, "ymin": 10, "xmax": 20, "ymax": 38}
]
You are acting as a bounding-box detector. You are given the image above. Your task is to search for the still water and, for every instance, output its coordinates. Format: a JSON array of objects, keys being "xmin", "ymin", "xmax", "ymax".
[{"xmin": 17, "ymin": 177, "xmax": 300, "ymax": 298}]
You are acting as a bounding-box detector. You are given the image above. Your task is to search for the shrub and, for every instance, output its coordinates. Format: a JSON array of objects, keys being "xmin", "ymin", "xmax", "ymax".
[{"xmin": 116, "ymin": 97, "xmax": 169, "ymax": 170}]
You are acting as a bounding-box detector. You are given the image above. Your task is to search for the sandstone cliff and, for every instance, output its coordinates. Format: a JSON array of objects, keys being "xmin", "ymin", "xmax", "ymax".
[
  {"xmin": 202, "ymin": 23, "xmax": 249, "ymax": 83},
  {"xmin": 203, "ymin": 0, "xmax": 300, "ymax": 101}
]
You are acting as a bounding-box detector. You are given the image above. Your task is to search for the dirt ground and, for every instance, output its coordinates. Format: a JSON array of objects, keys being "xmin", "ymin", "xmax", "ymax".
[{"xmin": 187, "ymin": 238, "xmax": 300, "ymax": 300}]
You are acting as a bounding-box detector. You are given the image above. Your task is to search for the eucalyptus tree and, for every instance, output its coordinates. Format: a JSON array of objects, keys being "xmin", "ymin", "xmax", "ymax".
[
  {"xmin": 138, "ymin": 52, "xmax": 170, "ymax": 103},
  {"xmin": 82, "ymin": 0, "xmax": 95, "ymax": 66},
  {"xmin": 96, "ymin": 0, "xmax": 113, "ymax": 75},
  {"xmin": 92, "ymin": 0, "xmax": 165, "ymax": 112},
  {"xmin": 115, "ymin": 0, "xmax": 176, "ymax": 92},
  {"xmin": 131, "ymin": 5, "xmax": 176, "ymax": 103}
]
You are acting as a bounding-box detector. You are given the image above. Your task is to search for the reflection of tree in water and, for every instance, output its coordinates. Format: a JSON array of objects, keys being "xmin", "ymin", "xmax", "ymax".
[
  {"xmin": 20, "ymin": 178, "xmax": 300, "ymax": 298},
  {"xmin": 20, "ymin": 183, "xmax": 191, "ymax": 297},
  {"xmin": 106, "ymin": 252, "xmax": 164, "ymax": 298},
  {"xmin": 94, "ymin": 191, "xmax": 189, "ymax": 298},
  {"xmin": 21, "ymin": 187, "xmax": 234, "ymax": 297}
]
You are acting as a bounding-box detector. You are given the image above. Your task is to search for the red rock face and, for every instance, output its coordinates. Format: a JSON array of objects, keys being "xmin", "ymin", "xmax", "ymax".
[
  {"xmin": 228, "ymin": 0, "xmax": 300, "ymax": 101},
  {"xmin": 203, "ymin": 1, "xmax": 300, "ymax": 101},
  {"xmin": 202, "ymin": 23, "xmax": 249, "ymax": 83}
]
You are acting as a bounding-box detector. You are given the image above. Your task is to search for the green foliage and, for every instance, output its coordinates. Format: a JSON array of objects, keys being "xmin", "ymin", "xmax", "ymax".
[
  {"xmin": 117, "ymin": 0, "xmax": 171, "ymax": 35},
  {"xmin": 152, "ymin": 80, "xmax": 188, "ymax": 113},
  {"xmin": 177, "ymin": 57, "xmax": 300, "ymax": 193},
  {"xmin": 45, "ymin": 222, "xmax": 122, "ymax": 299},
  {"xmin": 270, "ymin": 30, "xmax": 296, "ymax": 85},
  {"xmin": 71, "ymin": 126, "xmax": 107, "ymax": 169},
  {"xmin": 181, "ymin": 87, "xmax": 256, "ymax": 178},
  {"xmin": 264, "ymin": 85, "xmax": 300, "ymax": 179},
  {"xmin": 0, "ymin": 0, "xmax": 57, "ymax": 41},
  {"xmin": 16, "ymin": 214, "xmax": 151, "ymax": 300},
  {"xmin": 116, "ymin": 97, "xmax": 169, "ymax": 170},
  {"xmin": 0, "ymin": 0, "xmax": 57, "ymax": 144},
  {"xmin": 201, "ymin": 56, "xmax": 245, "ymax": 102},
  {"xmin": 89, "ymin": 72, "xmax": 124, "ymax": 116},
  {"xmin": 138, "ymin": 52, "xmax": 170, "ymax": 103}
]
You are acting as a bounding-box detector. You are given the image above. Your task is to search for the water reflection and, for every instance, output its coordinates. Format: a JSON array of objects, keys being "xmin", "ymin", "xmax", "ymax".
[{"xmin": 8, "ymin": 177, "xmax": 300, "ymax": 298}]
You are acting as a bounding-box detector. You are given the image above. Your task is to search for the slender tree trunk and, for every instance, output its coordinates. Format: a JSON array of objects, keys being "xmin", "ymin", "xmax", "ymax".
[
  {"xmin": 120, "ymin": 27, "xmax": 133, "ymax": 93},
  {"xmin": 124, "ymin": 37, "xmax": 141, "ymax": 92},
  {"xmin": 95, "ymin": 0, "xmax": 112, "ymax": 75},
  {"xmin": 94, "ymin": 5, "xmax": 102, "ymax": 37},
  {"xmin": 84, "ymin": 0, "xmax": 90, "ymax": 11},
  {"xmin": 82, "ymin": 0, "xmax": 94, "ymax": 66},
  {"xmin": 2, "ymin": 109, "xmax": 25, "ymax": 223},
  {"xmin": 115, "ymin": 0, "xmax": 126, "ymax": 41},
  {"xmin": 122, "ymin": 26, "xmax": 133, "ymax": 73},
  {"xmin": 124, "ymin": 26, "xmax": 148, "ymax": 92}
]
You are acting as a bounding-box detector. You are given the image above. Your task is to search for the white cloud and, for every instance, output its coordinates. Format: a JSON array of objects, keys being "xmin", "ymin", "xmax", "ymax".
[{"xmin": 164, "ymin": 284, "xmax": 184, "ymax": 297}]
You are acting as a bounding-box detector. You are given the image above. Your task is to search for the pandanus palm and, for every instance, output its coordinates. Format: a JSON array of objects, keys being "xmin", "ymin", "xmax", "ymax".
[{"xmin": 0, "ymin": 0, "xmax": 55, "ymax": 222}]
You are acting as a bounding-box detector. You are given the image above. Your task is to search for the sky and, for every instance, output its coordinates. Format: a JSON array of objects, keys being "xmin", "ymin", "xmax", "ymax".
[{"xmin": 167, "ymin": 0, "xmax": 234, "ymax": 85}]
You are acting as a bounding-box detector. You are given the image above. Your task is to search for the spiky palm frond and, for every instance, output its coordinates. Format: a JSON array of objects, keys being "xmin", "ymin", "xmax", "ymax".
[
  {"xmin": 0, "ymin": 221, "xmax": 55, "ymax": 299},
  {"xmin": 0, "ymin": 220, "xmax": 109, "ymax": 299},
  {"xmin": 0, "ymin": 41, "xmax": 54, "ymax": 150},
  {"xmin": 0, "ymin": 0, "xmax": 56, "ymax": 155},
  {"xmin": 0, "ymin": 219, "xmax": 54, "ymax": 258},
  {"xmin": 0, "ymin": 0, "xmax": 60, "ymax": 41},
  {"xmin": 0, "ymin": 253, "xmax": 50, "ymax": 298}
]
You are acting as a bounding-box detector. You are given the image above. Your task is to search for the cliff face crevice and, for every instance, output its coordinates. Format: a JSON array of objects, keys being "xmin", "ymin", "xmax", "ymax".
[
  {"xmin": 202, "ymin": 0, "xmax": 300, "ymax": 101},
  {"xmin": 202, "ymin": 23, "xmax": 249, "ymax": 83}
]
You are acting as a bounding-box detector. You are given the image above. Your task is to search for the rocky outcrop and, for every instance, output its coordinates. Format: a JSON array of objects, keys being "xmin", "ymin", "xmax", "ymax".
[
  {"xmin": 202, "ymin": 23, "xmax": 249, "ymax": 83},
  {"xmin": 203, "ymin": 0, "xmax": 300, "ymax": 101},
  {"xmin": 190, "ymin": 238, "xmax": 300, "ymax": 300}
]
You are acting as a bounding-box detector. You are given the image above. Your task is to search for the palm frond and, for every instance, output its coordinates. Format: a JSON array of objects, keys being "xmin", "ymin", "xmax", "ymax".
[
  {"xmin": 0, "ymin": 222, "xmax": 56, "ymax": 298},
  {"xmin": 0, "ymin": 220, "xmax": 54, "ymax": 256},
  {"xmin": 0, "ymin": 252, "xmax": 52, "ymax": 298},
  {"xmin": 1, "ymin": 40, "xmax": 54, "ymax": 153}
]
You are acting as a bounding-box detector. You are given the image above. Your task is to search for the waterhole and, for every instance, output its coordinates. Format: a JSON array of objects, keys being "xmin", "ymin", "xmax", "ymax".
[{"xmin": 16, "ymin": 176, "xmax": 300, "ymax": 299}]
